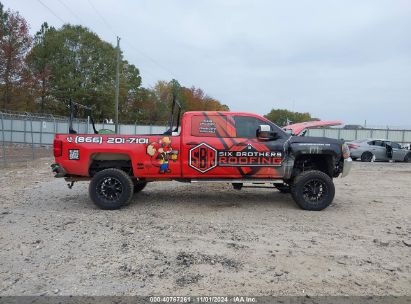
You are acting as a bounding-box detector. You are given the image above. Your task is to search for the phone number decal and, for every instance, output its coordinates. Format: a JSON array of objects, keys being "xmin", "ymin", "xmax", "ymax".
[
  {"xmin": 68, "ymin": 136, "xmax": 103, "ymax": 144},
  {"xmin": 67, "ymin": 136, "xmax": 148, "ymax": 145},
  {"xmin": 107, "ymin": 137, "xmax": 148, "ymax": 144}
]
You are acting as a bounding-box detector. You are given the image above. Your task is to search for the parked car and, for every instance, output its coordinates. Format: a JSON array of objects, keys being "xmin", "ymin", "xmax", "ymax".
[{"xmin": 347, "ymin": 139, "xmax": 411, "ymax": 162}]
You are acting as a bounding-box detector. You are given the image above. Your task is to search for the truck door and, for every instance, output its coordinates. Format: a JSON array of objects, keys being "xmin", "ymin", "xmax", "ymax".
[
  {"xmin": 181, "ymin": 113, "xmax": 239, "ymax": 177},
  {"xmin": 181, "ymin": 113, "xmax": 287, "ymax": 179},
  {"xmin": 230, "ymin": 115, "xmax": 287, "ymax": 178}
]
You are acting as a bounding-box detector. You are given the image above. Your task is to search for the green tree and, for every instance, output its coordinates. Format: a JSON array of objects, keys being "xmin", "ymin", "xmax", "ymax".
[
  {"xmin": 264, "ymin": 108, "xmax": 317, "ymax": 126},
  {"xmin": 27, "ymin": 25, "xmax": 117, "ymax": 118},
  {"xmin": 118, "ymin": 60, "xmax": 142, "ymax": 122},
  {"xmin": 26, "ymin": 22, "xmax": 56, "ymax": 112},
  {"xmin": 0, "ymin": 2, "xmax": 32, "ymax": 110}
]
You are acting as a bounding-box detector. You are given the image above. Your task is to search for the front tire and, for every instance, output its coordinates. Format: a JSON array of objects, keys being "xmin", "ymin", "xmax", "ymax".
[
  {"xmin": 291, "ymin": 170, "xmax": 335, "ymax": 211},
  {"xmin": 89, "ymin": 168, "xmax": 134, "ymax": 210},
  {"xmin": 361, "ymin": 151, "xmax": 373, "ymax": 162},
  {"xmin": 404, "ymin": 153, "xmax": 411, "ymax": 163},
  {"xmin": 274, "ymin": 183, "xmax": 290, "ymax": 193}
]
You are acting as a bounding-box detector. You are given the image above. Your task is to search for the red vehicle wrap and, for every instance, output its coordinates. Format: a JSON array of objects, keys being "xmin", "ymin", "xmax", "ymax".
[{"xmin": 54, "ymin": 111, "xmax": 290, "ymax": 180}]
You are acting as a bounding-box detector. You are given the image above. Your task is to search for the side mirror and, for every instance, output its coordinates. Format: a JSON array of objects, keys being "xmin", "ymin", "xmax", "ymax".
[{"xmin": 257, "ymin": 124, "xmax": 278, "ymax": 140}]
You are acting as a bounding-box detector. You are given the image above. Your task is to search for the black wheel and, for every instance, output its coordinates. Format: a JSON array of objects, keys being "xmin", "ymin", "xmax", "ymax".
[
  {"xmin": 351, "ymin": 157, "xmax": 357, "ymax": 161},
  {"xmin": 134, "ymin": 181, "xmax": 147, "ymax": 193},
  {"xmin": 274, "ymin": 183, "xmax": 290, "ymax": 193},
  {"xmin": 361, "ymin": 151, "xmax": 373, "ymax": 162},
  {"xmin": 89, "ymin": 168, "xmax": 134, "ymax": 210},
  {"xmin": 290, "ymin": 170, "xmax": 335, "ymax": 211},
  {"xmin": 404, "ymin": 153, "xmax": 411, "ymax": 163}
]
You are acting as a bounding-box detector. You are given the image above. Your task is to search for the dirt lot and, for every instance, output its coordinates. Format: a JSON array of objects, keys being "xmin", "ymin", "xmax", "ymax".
[{"xmin": 0, "ymin": 158, "xmax": 410, "ymax": 296}]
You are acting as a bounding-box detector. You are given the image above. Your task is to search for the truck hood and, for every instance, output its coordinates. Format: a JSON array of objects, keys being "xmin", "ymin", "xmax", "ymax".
[{"xmin": 284, "ymin": 120, "xmax": 343, "ymax": 136}]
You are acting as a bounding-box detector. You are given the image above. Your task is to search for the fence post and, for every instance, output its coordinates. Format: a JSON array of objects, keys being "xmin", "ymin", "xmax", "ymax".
[
  {"xmin": 402, "ymin": 130, "xmax": 405, "ymax": 144},
  {"xmin": 28, "ymin": 113, "xmax": 35, "ymax": 160},
  {"xmin": 24, "ymin": 113, "xmax": 27, "ymax": 144},
  {"xmin": 1, "ymin": 112, "xmax": 6, "ymax": 166},
  {"xmin": 40, "ymin": 119, "xmax": 43, "ymax": 145},
  {"xmin": 87, "ymin": 116, "xmax": 90, "ymax": 134},
  {"xmin": 10, "ymin": 114, "xmax": 13, "ymax": 142},
  {"xmin": 51, "ymin": 114, "xmax": 56, "ymax": 135},
  {"xmin": 370, "ymin": 129, "xmax": 374, "ymax": 139}
]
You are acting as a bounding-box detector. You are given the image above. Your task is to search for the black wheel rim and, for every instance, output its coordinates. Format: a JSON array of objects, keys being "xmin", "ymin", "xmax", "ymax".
[
  {"xmin": 97, "ymin": 177, "xmax": 123, "ymax": 201},
  {"xmin": 363, "ymin": 153, "xmax": 372, "ymax": 161},
  {"xmin": 302, "ymin": 179, "xmax": 327, "ymax": 203}
]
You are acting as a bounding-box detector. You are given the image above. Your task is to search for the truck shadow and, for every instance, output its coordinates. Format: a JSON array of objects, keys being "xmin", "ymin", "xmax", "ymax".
[
  {"xmin": 128, "ymin": 186, "xmax": 296, "ymax": 210},
  {"xmin": 55, "ymin": 183, "xmax": 297, "ymax": 211}
]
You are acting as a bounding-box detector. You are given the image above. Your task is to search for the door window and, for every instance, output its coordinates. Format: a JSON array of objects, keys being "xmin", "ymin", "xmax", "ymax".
[
  {"xmin": 233, "ymin": 116, "xmax": 269, "ymax": 138},
  {"xmin": 369, "ymin": 140, "xmax": 383, "ymax": 146}
]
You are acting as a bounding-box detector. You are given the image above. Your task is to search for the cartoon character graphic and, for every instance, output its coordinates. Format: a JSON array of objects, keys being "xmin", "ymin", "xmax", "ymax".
[{"xmin": 146, "ymin": 137, "xmax": 178, "ymax": 174}]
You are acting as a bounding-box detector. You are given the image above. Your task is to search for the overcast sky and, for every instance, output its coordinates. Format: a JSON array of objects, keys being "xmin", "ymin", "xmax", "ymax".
[{"xmin": 4, "ymin": 0, "xmax": 411, "ymax": 126}]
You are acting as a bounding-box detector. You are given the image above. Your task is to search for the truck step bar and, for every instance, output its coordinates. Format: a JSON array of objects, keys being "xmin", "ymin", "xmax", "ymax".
[{"xmin": 190, "ymin": 179, "xmax": 284, "ymax": 184}]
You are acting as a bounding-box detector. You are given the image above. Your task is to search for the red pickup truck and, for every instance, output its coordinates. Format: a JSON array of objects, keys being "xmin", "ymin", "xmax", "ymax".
[{"xmin": 52, "ymin": 104, "xmax": 352, "ymax": 211}]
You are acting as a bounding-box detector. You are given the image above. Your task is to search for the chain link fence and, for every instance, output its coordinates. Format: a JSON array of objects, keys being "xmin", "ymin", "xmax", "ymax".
[
  {"xmin": 0, "ymin": 110, "xmax": 167, "ymax": 167},
  {"xmin": 1, "ymin": 110, "xmax": 411, "ymax": 167},
  {"xmin": 306, "ymin": 127, "xmax": 411, "ymax": 144}
]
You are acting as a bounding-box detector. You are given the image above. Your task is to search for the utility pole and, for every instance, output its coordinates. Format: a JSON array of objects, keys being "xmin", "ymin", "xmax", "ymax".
[{"xmin": 115, "ymin": 36, "xmax": 121, "ymax": 133}]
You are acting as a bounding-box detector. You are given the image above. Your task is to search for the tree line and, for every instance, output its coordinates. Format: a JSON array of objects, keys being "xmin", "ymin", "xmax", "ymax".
[
  {"xmin": 0, "ymin": 2, "xmax": 229, "ymax": 124},
  {"xmin": 0, "ymin": 2, "xmax": 317, "ymax": 126}
]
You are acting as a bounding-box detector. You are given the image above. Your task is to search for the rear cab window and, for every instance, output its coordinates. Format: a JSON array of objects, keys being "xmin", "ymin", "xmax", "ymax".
[{"xmin": 190, "ymin": 115, "xmax": 235, "ymax": 137}]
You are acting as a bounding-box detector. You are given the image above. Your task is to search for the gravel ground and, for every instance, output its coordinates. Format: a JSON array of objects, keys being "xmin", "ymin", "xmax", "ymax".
[{"xmin": 0, "ymin": 158, "xmax": 410, "ymax": 296}]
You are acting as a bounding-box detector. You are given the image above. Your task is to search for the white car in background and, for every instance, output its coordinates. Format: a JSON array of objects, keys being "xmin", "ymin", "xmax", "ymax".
[{"xmin": 347, "ymin": 139, "xmax": 411, "ymax": 162}]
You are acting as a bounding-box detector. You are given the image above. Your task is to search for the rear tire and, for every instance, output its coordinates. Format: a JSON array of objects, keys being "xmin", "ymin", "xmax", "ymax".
[
  {"xmin": 361, "ymin": 152, "xmax": 373, "ymax": 162},
  {"xmin": 291, "ymin": 170, "xmax": 335, "ymax": 211},
  {"xmin": 134, "ymin": 181, "xmax": 147, "ymax": 193},
  {"xmin": 89, "ymin": 168, "xmax": 134, "ymax": 210}
]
